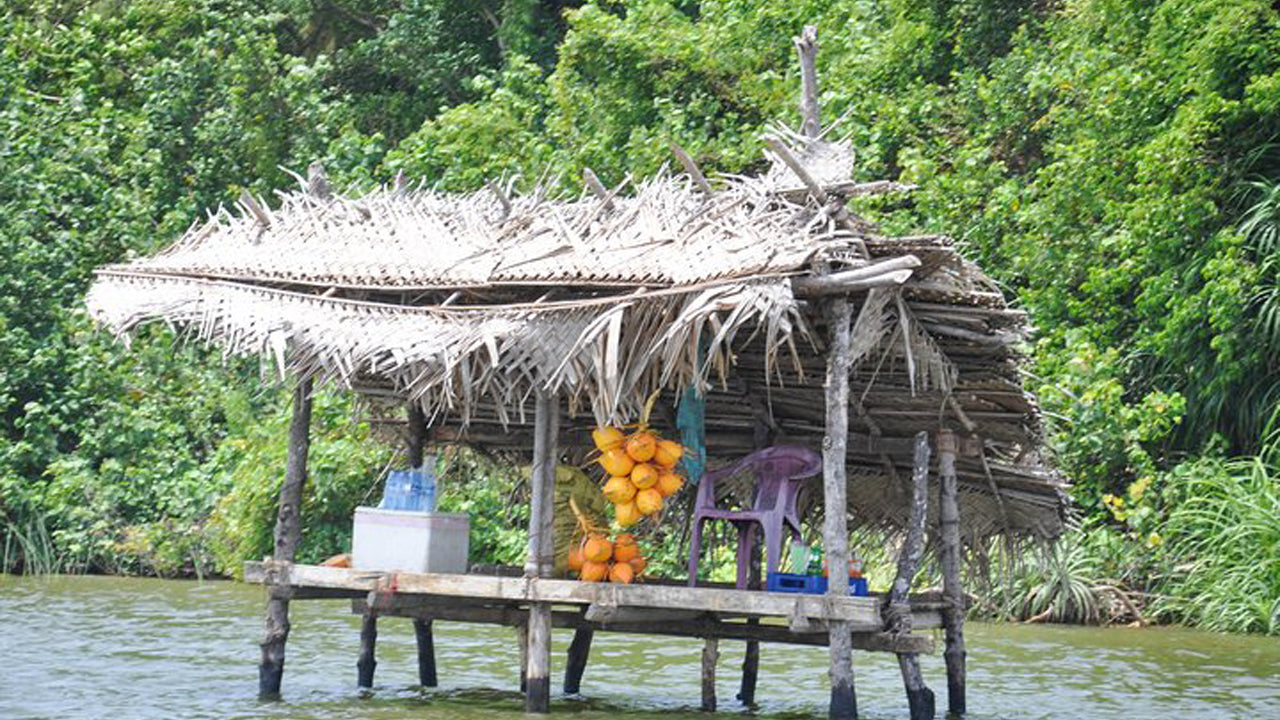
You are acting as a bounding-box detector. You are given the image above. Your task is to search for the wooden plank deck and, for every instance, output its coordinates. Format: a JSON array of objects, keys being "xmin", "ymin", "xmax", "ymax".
[{"xmin": 244, "ymin": 561, "xmax": 937, "ymax": 654}]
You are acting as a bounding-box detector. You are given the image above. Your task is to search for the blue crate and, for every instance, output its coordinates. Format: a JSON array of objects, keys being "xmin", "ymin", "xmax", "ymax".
[
  {"xmin": 767, "ymin": 573, "xmax": 869, "ymax": 596},
  {"xmin": 766, "ymin": 572, "xmax": 825, "ymax": 594}
]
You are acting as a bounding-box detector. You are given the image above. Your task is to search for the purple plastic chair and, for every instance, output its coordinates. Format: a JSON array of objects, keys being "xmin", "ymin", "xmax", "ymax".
[{"xmin": 686, "ymin": 446, "xmax": 823, "ymax": 588}]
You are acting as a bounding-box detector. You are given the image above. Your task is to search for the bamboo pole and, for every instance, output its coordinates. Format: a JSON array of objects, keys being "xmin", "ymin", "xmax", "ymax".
[
  {"xmin": 258, "ymin": 377, "xmax": 313, "ymax": 698},
  {"xmin": 937, "ymin": 429, "xmax": 967, "ymax": 715},
  {"xmin": 357, "ymin": 612, "xmax": 377, "ymax": 688},
  {"xmin": 889, "ymin": 432, "xmax": 935, "ymax": 720},
  {"xmin": 524, "ymin": 389, "xmax": 559, "ymax": 712},
  {"xmin": 823, "ymin": 297, "xmax": 857, "ymax": 720}
]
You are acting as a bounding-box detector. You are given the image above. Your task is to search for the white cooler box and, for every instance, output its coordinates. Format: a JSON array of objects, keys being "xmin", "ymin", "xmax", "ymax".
[{"xmin": 351, "ymin": 507, "xmax": 469, "ymax": 574}]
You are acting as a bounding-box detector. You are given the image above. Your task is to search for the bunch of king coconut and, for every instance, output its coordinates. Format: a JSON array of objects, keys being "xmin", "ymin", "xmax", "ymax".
[
  {"xmin": 593, "ymin": 422, "xmax": 685, "ymax": 527},
  {"xmin": 566, "ymin": 499, "xmax": 648, "ymax": 584}
]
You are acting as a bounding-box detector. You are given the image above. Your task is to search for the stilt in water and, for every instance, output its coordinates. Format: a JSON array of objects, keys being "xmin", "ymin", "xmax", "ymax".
[
  {"xmin": 737, "ymin": 635, "xmax": 760, "ymax": 706},
  {"xmin": 357, "ymin": 612, "xmax": 377, "ymax": 688},
  {"xmin": 258, "ymin": 378, "xmax": 313, "ymax": 699},
  {"xmin": 516, "ymin": 624, "xmax": 529, "ymax": 693},
  {"xmin": 701, "ymin": 638, "xmax": 719, "ymax": 712},
  {"xmin": 405, "ymin": 406, "xmax": 439, "ymax": 689},
  {"xmin": 414, "ymin": 619, "xmax": 437, "ymax": 687},
  {"xmin": 823, "ymin": 294, "xmax": 857, "ymax": 720},
  {"xmin": 563, "ymin": 628, "xmax": 594, "ymax": 694},
  {"xmin": 889, "ymin": 432, "xmax": 935, "ymax": 720},
  {"xmin": 937, "ymin": 430, "xmax": 967, "ymax": 715},
  {"xmin": 523, "ymin": 389, "xmax": 558, "ymax": 713}
]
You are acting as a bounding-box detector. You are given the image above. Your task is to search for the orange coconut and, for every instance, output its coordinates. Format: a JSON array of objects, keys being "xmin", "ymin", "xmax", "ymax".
[
  {"xmin": 624, "ymin": 432, "xmax": 657, "ymax": 463},
  {"xmin": 628, "ymin": 556, "xmax": 647, "ymax": 575},
  {"xmin": 614, "ymin": 533, "xmax": 637, "ymax": 547},
  {"xmin": 599, "ymin": 447, "xmax": 635, "ymax": 477},
  {"xmin": 580, "ymin": 560, "xmax": 609, "ymax": 582},
  {"xmin": 613, "ymin": 542, "xmax": 640, "ymax": 563},
  {"xmin": 655, "ymin": 472, "xmax": 685, "ymax": 498},
  {"xmin": 615, "ymin": 500, "xmax": 642, "ymax": 527},
  {"xmin": 567, "ymin": 545, "xmax": 585, "ymax": 572},
  {"xmin": 635, "ymin": 487, "xmax": 664, "ymax": 515},
  {"xmin": 630, "ymin": 462, "xmax": 658, "ymax": 489},
  {"xmin": 592, "ymin": 426, "xmax": 625, "ymax": 452},
  {"xmin": 608, "ymin": 561, "xmax": 635, "ymax": 584},
  {"xmin": 583, "ymin": 535, "xmax": 613, "ymax": 563},
  {"xmin": 602, "ymin": 475, "xmax": 637, "ymax": 504},
  {"xmin": 653, "ymin": 439, "xmax": 684, "ymax": 468}
]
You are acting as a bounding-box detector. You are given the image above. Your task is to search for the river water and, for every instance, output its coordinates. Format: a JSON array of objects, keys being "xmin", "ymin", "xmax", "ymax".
[{"xmin": 2, "ymin": 575, "xmax": 1277, "ymax": 720}]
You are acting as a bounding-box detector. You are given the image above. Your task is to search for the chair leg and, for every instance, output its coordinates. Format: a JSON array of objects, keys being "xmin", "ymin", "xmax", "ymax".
[
  {"xmin": 763, "ymin": 522, "xmax": 783, "ymax": 577},
  {"xmin": 687, "ymin": 517, "xmax": 704, "ymax": 587},
  {"xmin": 735, "ymin": 523, "xmax": 756, "ymax": 590}
]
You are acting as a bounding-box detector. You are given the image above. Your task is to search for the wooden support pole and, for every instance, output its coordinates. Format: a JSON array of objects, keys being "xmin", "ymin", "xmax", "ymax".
[
  {"xmin": 701, "ymin": 637, "xmax": 719, "ymax": 712},
  {"xmin": 516, "ymin": 624, "xmax": 529, "ymax": 693},
  {"xmin": 937, "ymin": 429, "xmax": 967, "ymax": 715},
  {"xmin": 889, "ymin": 432, "xmax": 935, "ymax": 720},
  {"xmin": 407, "ymin": 403, "xmax": 427, "ymax": 468},
  {"xmin": 407, "ymin": 404, "xmax": 439, "ymax": 688},
  {"xmin": 414, "ymin": 619, "xmax": 438, "ymax": 687},
  {"xmin": 563, "ymin": 627, "xmax": 593, "ymax": 694},
  {"xmin": 823, "ymin": 298, "xmax": 857, "ymax": 720},
  {"xmin": 258, "ymin": 378, "xmax": 313, "ymax": 698},
  {"xmin": 524, "ymin": 389, "xmax": 559, "ymax": 713},
  {"xmin": 357, "ymin": 612, "xmax": 377, "ymax": 688},
  {"xmin": 794, "ymin": 25, "xmax": 821, "ymax": 140},
  {"xmin": 737, "ymin": 441, "xmax": 764, "ymax": 707},
  {"xmin": 738, "ymin": 634, "xmax": 760, "ymax": 706}
]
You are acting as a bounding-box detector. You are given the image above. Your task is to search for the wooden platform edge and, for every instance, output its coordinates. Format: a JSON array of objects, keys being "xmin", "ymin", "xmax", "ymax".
[
  {"xmin": 244, "ymin": 561, "xmax": 948, "ymax": 631},
  {"xmin": 350, "ymin": 597, "xmax": 935, "ymax": 655},
  {"xmin": 246, "ymin": 561, "xmax": 887, "ymax": 628}
]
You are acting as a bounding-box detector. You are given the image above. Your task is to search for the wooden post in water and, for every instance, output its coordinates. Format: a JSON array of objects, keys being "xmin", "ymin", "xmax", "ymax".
[
  {"xmin": 563, "ymin": 627, "xmax": 594, "ymax": 694},
  {"xmin": 823, "ymin": 296, "xmax": 857, "ymax": 720},
  {"xmin": 937, "ymin": 429, "xmax": 966, "ymax": 715},
  {"xmin": 405, "ymin": 403, "xmax": 439, "ymax": 687},
  {"xmin": 414, "ymin": 619, "xmax": 438, "ymax": 687},
  {"xmin": 701, "ymin": 637, "xmax": 719, "ymax": 711},
  {"xmin": 888, "ymin": 433, "xmax": 935, "ymax": 720},
  {"xmin": 524, "ymin": 389, "xmax": 559, "ymax": 713},
  {"xmin": 357, "ymin": 612, "xmax": 377, "ymax": 688},
  {"xmin": 258, "ymin": 377, "xmax": 313, "ymax": 698}
]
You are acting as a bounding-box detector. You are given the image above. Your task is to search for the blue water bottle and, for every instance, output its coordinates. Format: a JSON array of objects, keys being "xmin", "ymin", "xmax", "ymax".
[{"xmin": 420, "ymin": 455, "xmax": 437, "ymax": 512}]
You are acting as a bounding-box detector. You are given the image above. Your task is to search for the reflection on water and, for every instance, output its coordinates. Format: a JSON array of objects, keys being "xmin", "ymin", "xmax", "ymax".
[{"xmin": 2, "ymin": 575, "xmax": 1277, "ymax": 720}]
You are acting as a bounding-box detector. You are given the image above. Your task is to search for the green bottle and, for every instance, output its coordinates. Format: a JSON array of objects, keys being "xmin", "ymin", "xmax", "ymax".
[{"xmin": 807, "ymin": 546, "xmax": 824, "ymax": 576}]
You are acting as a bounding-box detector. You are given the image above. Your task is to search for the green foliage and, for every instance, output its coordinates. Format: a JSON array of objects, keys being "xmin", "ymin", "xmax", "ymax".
[
  {"xmin": 434, "ymin": 448, "xmax": 531, "ymax": 567},
  {"xmin": 207, "ymin": 389, "xmax": 392, "ymax": 577},
  {"xmin": 1150, "ymin": 444, "xmax": 1280, "ymax": 633},
  {"xmin": 4, "ymin": 0, "xmax": 1280, "ymax": 639}
]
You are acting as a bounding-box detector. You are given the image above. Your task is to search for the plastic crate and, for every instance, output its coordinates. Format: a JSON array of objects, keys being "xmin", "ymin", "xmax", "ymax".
[
  {"xmin": 766, "ymin": 572, "xmax": 826, "ymax": 594},
  {"xmin": 767, "ymin": 572, "xmax": 869, "ymax": 596}
]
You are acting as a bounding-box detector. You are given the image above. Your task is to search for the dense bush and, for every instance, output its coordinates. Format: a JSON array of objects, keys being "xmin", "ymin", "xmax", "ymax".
[{"xmin": 3, "ymin": 0, "xmax": 1279, "ymax": 633}]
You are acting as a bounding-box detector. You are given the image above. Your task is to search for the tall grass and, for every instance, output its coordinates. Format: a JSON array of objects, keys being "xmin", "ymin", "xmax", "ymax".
[
  {"xmin": 1152, "ymin": 448, "xmax": 1280, "ymax": 634},
  {"xmin": 2, "ymin": 514, "xmax": 68, "ymax": 575}
]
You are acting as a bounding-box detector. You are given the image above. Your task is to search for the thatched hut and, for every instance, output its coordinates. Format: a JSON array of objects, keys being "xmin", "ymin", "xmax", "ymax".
[{"xmin": 85, "ymin": 28, "xmax": 1065, "ymax": 720}]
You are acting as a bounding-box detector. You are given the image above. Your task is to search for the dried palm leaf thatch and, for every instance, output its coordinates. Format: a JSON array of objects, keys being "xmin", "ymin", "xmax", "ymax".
[{"xmin": 85, "ymin": 135, "xmax": 1067, "ymax": 542}]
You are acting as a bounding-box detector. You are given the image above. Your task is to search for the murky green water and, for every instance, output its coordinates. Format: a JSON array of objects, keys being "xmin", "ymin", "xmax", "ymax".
[{"xmin": 2, "ymin": 575, "xmax": 1277, "ymax": 720}]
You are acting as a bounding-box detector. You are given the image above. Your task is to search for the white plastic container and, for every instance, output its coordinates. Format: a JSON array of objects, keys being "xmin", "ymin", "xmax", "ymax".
[{"xmin": 351, "ymin": 507, "xmax": 470, "ymax": 574}]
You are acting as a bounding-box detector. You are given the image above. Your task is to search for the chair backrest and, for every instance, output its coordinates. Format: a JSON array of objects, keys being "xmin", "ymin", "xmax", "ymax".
[{"xmin": 697, "ymin": 445, "xmax": 822, "ymax": 514}]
